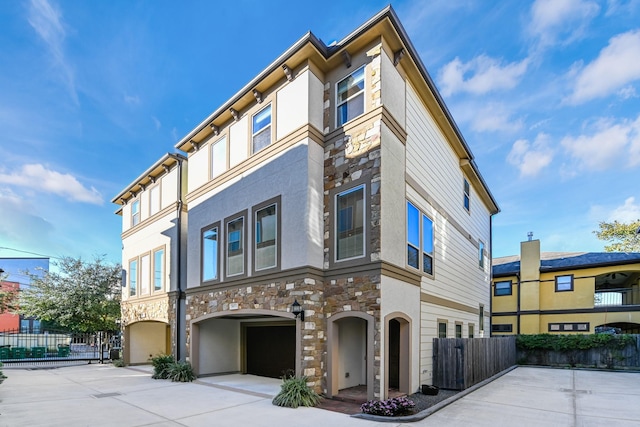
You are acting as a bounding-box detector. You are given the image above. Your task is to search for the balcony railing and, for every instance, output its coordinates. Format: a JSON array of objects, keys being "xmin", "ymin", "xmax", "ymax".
[{"xmin": 594, "ymin": 288, "xmax": 639, "ymax": 307}]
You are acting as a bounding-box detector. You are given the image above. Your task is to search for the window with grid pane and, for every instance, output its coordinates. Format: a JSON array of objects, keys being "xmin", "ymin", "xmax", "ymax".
[
  {"xmin": 227, "ymin": 217, "xmax": 244, "ymax": 276},
  {"xmin": 255, "ymin": 204, "xmax": 277, "ymax": 271},
  {"xmin": 336, "ymin": 185, "xmax": 364, "ymax": 260},
  {"xmin": 252, "ymin": 105, "xmax": 271, "ymax": 153},
  {"xmin": 337, "ymin": 66, "xmax": 365, "ymax": 127}
]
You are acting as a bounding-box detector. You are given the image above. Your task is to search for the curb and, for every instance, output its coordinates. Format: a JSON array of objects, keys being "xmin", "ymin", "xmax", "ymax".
[{"xmin": 351, "ymin": 365, "xmax": 518, "ymax": 423}]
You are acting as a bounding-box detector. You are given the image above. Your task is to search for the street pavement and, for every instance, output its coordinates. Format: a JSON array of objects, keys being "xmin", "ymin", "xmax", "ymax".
[{"xmin": 0, "ymin": 364, "xmax": 638, "ymax": 426}]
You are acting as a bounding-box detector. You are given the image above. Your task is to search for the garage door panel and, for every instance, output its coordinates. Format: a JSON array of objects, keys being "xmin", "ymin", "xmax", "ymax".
[{"xmin": 246, "ymin": 325, "xmax": 295, "ymax": 378}]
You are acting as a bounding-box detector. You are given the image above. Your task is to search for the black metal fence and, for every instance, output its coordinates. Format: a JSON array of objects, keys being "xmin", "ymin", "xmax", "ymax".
[{"xmin": 0, "ymin": 328, "xmax": 120, "ymax": 366}]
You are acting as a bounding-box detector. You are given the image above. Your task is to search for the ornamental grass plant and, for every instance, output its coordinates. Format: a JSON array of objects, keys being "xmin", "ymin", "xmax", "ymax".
[{"xmin": 272, "ymin": 375, "xmax": 321, "ymax": 408}]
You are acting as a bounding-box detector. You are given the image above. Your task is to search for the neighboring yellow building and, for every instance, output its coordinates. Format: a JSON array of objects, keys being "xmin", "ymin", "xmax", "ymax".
[{"xmin": 492, "ymin": 239, "xmax": 640, "ymax": 335}]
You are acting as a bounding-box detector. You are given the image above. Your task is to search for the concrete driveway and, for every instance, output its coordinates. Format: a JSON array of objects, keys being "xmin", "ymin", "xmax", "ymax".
[{"xmin": 0, "ymin": 364, "xmax": 638, "ymax": 426}]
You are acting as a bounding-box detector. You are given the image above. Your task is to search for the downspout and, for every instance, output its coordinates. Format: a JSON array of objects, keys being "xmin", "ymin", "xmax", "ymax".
[
  {"xmin": 489, "ymin": 215, "xmax": 494, "ymax": 337},
  {"xmin": 169, "ymin": 153, "xmax": 185, "ymax": 361},
  {"xmin": 516, "ymin": 273, "xmax": 521, "ymax": 335}
]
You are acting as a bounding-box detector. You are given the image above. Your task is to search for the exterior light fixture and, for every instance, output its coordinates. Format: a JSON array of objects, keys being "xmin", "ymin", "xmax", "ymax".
[{"xmin": 291, "ymin": 299, "xmax": 304, "ymax": 321}]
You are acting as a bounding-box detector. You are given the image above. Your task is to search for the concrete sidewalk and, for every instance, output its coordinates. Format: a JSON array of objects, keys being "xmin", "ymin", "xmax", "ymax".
[{"xmin": 0, "ymin": 365, "xmax": 638, "ymax": 426}]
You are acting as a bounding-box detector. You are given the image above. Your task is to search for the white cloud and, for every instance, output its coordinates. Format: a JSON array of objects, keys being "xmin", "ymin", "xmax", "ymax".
[
  {"xmin": 470, "ymin": 103, "xmax": 523, "ymax": 133},
  {"xmin": 507, "ymin": 133, "xmax": 554, "ymax": 177},
  {"xmin": 561, "ymin": 116, "xmax": 640, "ymax": 169},
  {"xmin": 529, "ymin": 0, "xmax": 600, "ymax": 47},
  {"xmin": 152, "ymin": 116, "xmax": 161, "ymax": 130},
  {"xmin": 437, "ymin": 55, "xmax": 529, "ymax": 96},
  {"xmin": 607, "ymin": 197, "xmax": 640, "ymax": 222},
  {"xmin": 568, "ymin": 29, "xmax": 640, "ymax": 103},
  {"xmin": 28, "ymin": 0, "xmax": 77, "ymax": 104},
  {"xmin": 0, "ymin": 189, "xmax": 56, "ymax": 252},
  {"xmin": 0, "ymin": 164, "xmax": 103, "ymax": 205}
]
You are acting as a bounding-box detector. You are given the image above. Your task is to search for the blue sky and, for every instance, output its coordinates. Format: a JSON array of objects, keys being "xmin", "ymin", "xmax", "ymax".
[{"xmin": 0, "ymin": 0, "xmax": 639, "ymax": 266}]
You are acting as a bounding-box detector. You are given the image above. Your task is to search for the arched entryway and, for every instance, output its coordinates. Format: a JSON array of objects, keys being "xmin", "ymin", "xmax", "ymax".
[
  {"xmin": 327, "ymin": 311, "xmax": 374, "ymax": 400},
  {"xmin": 124, "ymin": 320, "xmax": 170, "ymax": 365},
  {"xmin": 190, "ymin": 309, "xmax": 299, "ymax": 378},
  {"xmin": 385, "ymin": 313, "xmax": 411, "ymax": 399}
]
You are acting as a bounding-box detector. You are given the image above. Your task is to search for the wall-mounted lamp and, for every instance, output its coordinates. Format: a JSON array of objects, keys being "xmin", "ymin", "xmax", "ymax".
[{"xmin": 291, "ymin": 299, "xmax": 304, "ymax": 321}]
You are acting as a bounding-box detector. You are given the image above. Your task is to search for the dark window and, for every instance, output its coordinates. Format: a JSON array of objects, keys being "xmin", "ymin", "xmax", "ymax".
[
  {"xmin": 491, "ymin": 324, "xmax": 513, "ymax": 333},
  {"xmin": 494, "ymin": 281, "xmax": 512, "ymax": 296},
  {"xmin": 555, "ymin": 275, "xmax": 574, "ymax": 292},
  {"xmin": 438, "ymin": 321, "xmax": 447, "ymax": 338}
]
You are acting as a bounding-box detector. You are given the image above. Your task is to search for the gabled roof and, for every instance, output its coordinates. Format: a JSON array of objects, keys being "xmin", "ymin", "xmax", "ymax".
[
  {"xmin": 172, "ymin": 6, "xmax": 499, "ymax": 215},
  {"xmin": 493, "ymin": 251, "xmax": 640, "ymax": 276}
]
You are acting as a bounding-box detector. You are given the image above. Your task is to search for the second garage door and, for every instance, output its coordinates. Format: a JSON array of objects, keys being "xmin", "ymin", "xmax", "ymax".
[{"xmin": 245, "ymin": 323, "xmax": 295, "ymax": 378}]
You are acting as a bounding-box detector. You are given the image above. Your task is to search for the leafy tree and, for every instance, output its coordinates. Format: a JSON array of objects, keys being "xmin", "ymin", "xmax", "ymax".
[
  {"xmin": 20, "ymin": 257, "xmax": 121, "ymax": 332},
  {"xmin": 594, "ymin": 220, "xmax": 640, "ymax": 252},
  {"xmin": 0, "ymin": 270, "xmax": 19, "ymax": 314}
]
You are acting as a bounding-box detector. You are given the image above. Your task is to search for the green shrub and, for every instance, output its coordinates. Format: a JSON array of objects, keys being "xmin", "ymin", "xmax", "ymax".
[
  {"xmin": 150, "ymin": 354, "xmax": 175, "ymax": 379},
  {"xmin": 167, "ymin": 361, "xmax": 195, "ymax": 382},
  {"xmin": 112, "ymin": 358, "xmax": 125, "ymax": 368},
  {"xmin": 516, "ymin": 334, "xmax": 635, "ymax": 352},
  {"xmin": 272, "ymin": 375, "xmax": 321, "ymax": 408},
  {"xmin": 0, "ymin": 362, "xmax": 6, "ymax": 385}
]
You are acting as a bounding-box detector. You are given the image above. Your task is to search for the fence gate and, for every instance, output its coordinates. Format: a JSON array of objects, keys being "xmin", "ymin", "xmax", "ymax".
[{"xmin": 0, "ymin": 329, "xmax": 120, "ymax": 367}]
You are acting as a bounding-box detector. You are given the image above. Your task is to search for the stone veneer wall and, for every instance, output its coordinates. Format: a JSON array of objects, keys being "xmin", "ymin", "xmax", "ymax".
[
  {"xmin": 121, "ymin": 296, "xmax": 172, "ymax": 361},
  {"xmin": 184, "ymin": 277, "xmax": 325, "ymax": 390},
  {"xmin": 320, "ymin": 44, "xmax": 384, "ymax": 397}
]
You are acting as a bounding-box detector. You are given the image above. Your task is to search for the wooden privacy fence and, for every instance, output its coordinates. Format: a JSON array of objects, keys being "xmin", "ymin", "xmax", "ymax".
[{"xmin": 433, "ymin": 336, "xmax": 516, "ymax": 390}]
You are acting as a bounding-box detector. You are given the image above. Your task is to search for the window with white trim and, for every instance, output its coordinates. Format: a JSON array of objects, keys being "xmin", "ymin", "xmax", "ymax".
[
  {"xmin": 129, "ymin": 259, "xmax": 137, "ymax": 297},
  {"xmin": 463, "ymin": 178, "xmax": 470, "ymax": 212},
  {"xmin": 407, "ymin": 201, "xmax": 434, "ymax": 275},
  {"xmin": 478, "ymin": 240, "xmax": 484, "ymax": 269},
  {"xmin": 149, "ymin": 185, "xmax": 160, "ymax": 216},
  {"xmin": 468, "ymin": 324, "xmax": 475, "ymax": 338},
  {"xmin": 336, "ymin": 185, "xmax": 365, "ymax": 261},
  {"xmin": 438, "ymin": 321, "xmax": 447, "ymax": 338},
  {"xmin": 131, "ymin": 200, "xmax": 140, "ymax": 226},
  {"xmin": 140, "ymin": 254, "xmax": 150, "ymax": 295},
  {"xmin": 252, "ymin": 105, "xmax": 272, "ymax": 154},
  {"xmin": 211, "ymin": 136, "xmax": 227, "ymax": 178},
  {"xmin": 153, "ymin": 248, "xmax": 164, "ymax": 292},
  {"xmin": 336, "ymin": 66, "xmax": 365, "ymax": 127}
]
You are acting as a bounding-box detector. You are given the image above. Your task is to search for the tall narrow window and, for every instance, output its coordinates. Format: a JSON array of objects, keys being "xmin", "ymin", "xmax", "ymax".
[
  {"xmin": 336, "ymin": 185, "xmax": 365, "ymax": 260},
  {"xmin": 140, "ymin": 254, "xmax": 150, "ymax": 295},
  {"xmin": 469, "ymin": 324, "xmax": 475, "ymax": 338},
  {"xmin": 336, "ymin": 66, "xmax": 365, "ymax": 126},
  {"xmin": 463, "ymin": 179, "xmax": 470, "ymax": 212},
  {"xmin": 202, "ymin": 225, "xmax": 219, "ymax": 282},
  {"xmin": 407, "ymin": 201, "xmax": 434, "ymax": 275},
  {"xmin": 422, "ymin": 215, "xmax": 433, "ymax": 275},
  {"xmin": 478, "ymin": 240, "xmax": 485, "ymax": 269},
  {"xmin": 438, "ymin": 321, "xmax": 447, "ymax": 338},
  {"xmin": 255, "ymin": 204, "xmax": 277, "ymax": 271},
  {"xmin": 252, "ymin": 105, "xmax": 272, "ymax": 153},
  {"xmin": 149, "ymin": 185, "xmax": 160, "ymax": 216},
  {"xmin": 131, "ymin": 200, "xmax": 140, "ymax": 226},
  {"xmin": 153, "ymin": 248, "xmax": 164, "ymax": 292},
  {"xmin": 227, "ymin": 217, "xmax": 244, "ymax": 276},
  {"xmin": 129, "ymin": 259, "xmax": 137, "ymax": 297},
  {"xmin": 455, "ymin": 324, "xmax": 462, "ymax": 338},
  {"xmin": 407, "ymin": 202, "xmax": 420, "ymax": 269},
  {"xmin": 479, "ymin": 305, "xmax": 484, "ymax": 333},
  {"xmin": 211, "ymin": 136, "xmax": 227, "ymax": 178}
]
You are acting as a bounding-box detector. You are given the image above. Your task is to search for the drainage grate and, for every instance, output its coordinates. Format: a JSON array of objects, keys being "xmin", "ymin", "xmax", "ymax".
[{"xmin": 92, "ymin": 392, "xmax": 122, "ymax": 399}]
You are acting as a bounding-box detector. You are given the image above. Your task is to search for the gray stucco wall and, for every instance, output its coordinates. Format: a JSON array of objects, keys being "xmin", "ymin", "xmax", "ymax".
[{"xmin": 186, "ymin": 141, "xmax": 324, "ymax": 289}]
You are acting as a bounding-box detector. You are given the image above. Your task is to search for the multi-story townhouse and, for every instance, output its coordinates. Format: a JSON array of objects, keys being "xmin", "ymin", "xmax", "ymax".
[
  {"xmin": 114, "ymin": 6, "xmax": 499, "ymax": 400},
  {"xmin": 112, "ymin": 153, "xmax": 187, "ymax": 364},
  {"xmin": 492, "ymin": 238, "xmax": 640, "ymax": 335}
]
